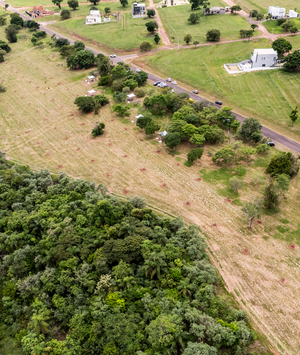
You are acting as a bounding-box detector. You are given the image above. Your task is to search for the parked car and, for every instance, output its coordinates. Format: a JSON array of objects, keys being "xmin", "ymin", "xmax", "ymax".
[
  {"xmin": 109, "ymin": 54, "xmax": 116, "ymax": 58},
  {"xmin": 193, "ymin": 90, "xmax": 199, "ymax": 94},
  {"xmin": 159, "ymin": 82, "xmax": 168, "ymax": 88},
  {"xmin": 135, "ymin": 68, "xmax": 141, "ymax": 72},
  {"xmin": 277, "ymin": 59, "xmax": 284, "ymax": 63},
  {"xmin": 166, "ymin": 78, "xmax": 172, "ymax": 82},
  {"xmin": 267, "ymin": 142, "xmax": 275, "ymax": 146},
  {"xmin": 153, "ymin": 81, "xmax": 161, "ymax": 86},
  {"xmin": 172, "ymin": 81, "xmax": 177, "ymax": 85},
  {"xmin": 215, "ymin": 100, "xmax": 222, "ymax": 105}
]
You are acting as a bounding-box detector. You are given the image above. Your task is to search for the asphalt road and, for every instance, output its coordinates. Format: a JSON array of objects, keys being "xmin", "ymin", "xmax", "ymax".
[{"xmin": 3, "ymin": 1, "xmax": 300, "ymax": 154}]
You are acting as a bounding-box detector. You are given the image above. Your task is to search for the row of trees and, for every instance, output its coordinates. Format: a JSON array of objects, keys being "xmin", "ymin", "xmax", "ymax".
[
  {"xmin": 0, "ymin": 152, "xmax": 255, "ymax": 355},
  {"xmin": 51, "ymin": 0, "xmax": 131, "ymax": 9}
]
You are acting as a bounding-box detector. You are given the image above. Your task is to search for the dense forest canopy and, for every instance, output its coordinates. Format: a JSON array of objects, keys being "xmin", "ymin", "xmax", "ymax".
[{"xmin": 0, "ymin": 152, "xmax": 255, "ymax": 355}]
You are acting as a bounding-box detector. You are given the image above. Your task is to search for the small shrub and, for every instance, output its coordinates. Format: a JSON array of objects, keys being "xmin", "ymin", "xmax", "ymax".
[
  {"xmin": 0, "ymin": 84, "xmax": 6, "ymax": 93},
  {"xmin": 92, "ymin": 122, "xmax": 105, "ymax": 137},
  {"xmin": 134, "ymin": 87, "xmax": 146, "ymax": 98},
  {"xmin": 140, "ymin": 41, "xmax": 152, "ymax": 52},
  {"xmin": 61, "ymin": 9, "xmax": 71, "ymax": 20}
]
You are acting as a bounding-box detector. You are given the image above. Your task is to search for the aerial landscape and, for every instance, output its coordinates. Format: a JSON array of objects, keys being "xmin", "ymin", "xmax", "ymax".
[{"xmin": 1, "ymin": 0, "xmax": 300, "ymax": 354}]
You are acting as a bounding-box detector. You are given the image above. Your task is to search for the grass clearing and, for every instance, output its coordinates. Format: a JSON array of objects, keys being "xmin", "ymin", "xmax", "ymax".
[
  {"xmin": 158, "ymin": 5, "xmax": 259, "ymax": 44},
  {"xmin": 2, "ymin": 27, "xmax": 300, "ymax": 355},
  {"xmin": 232, "ymin": 0, "xmax": 300, "ymax": 15},
  {"xmin": 264, "ymin": 18, "xmax": 300, "ymax": 34},
  {"xmin": 49, "ymin": 12, "xmax": 158, "ymax": 52},
  {"xmin": 134, "ymin": 38, "xmax": 300, "ymax": 142}
]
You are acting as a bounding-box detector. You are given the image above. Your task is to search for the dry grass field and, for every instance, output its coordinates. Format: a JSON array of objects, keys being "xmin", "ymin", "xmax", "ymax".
[{"xmin": 2, "ymin": 29, "xmax": 300, "ymax": 355}]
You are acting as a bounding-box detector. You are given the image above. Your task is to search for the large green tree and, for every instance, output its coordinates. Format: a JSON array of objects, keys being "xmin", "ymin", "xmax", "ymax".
[
  {"xmin": 52, "ymin": 0, "xmax": 63, "ymax": 9},
  {"xmin": 272, "ymin": 37, "xmax": 292, "ymax": 58},
  {"xmin": 284, "ymin": 50, "xmax": 300, "ymax": 71}
]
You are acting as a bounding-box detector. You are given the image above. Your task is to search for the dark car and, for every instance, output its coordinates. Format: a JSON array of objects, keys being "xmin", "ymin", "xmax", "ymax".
[
  {"xmin": 153, "ymin": 81, "xmax": 161, "ymax": 86},
  {"xmin": 193, "ymin": 90, "xmax": 199, "ymax": 94},
  {"xmin": 267, "ymin": 142, "xmax": 275, "ymax": 147},
  {"xmin": 215, "ymin": 101, "xmax": 222, "ymax": 105}
]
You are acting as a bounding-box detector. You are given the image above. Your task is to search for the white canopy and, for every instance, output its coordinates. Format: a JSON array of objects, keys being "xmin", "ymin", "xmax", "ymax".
[
  {"xmin": 158, "ymin": 131, "xmax": 168, "ymax": 137},
  {"xmin": 88, "ymin": 89, "xmax": 96, "ymax": 94},
  {"xmin": 127, "ymin": 93, "xmax": 136, "ymax": 99},
  {"xmin": 87, "ymin": 75, "xmax": 95, "ymax": 79},
  {"xmin": 135, "ymin": 114, "xmax": 144, "ymax": 119}
]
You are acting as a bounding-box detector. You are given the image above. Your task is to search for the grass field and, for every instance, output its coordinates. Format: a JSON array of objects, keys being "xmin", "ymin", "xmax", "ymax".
[
  {"xmin": 232, "ymin": 0, "xmax": 300, "ymax": 15},
  {"xmin": 2, "ymin": 25, "xmax": 300, "ymax": 355},
  {"xmin": 264, "ymin": 18, "xmax": 300, "ymax": 34},
  {"xmin": 134, "ymin": 38, "xmax": 300, "ymax": 141},
  {"xmin": 158, "ymin": 5, "xmax": 258, "ymax": 44},
  {"xmin": 49, "ymin": 12, "xmax": 158, "ymax": 52}
]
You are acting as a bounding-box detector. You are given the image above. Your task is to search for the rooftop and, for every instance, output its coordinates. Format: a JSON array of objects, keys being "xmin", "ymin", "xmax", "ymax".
[{"xmin": 253, "ymin": 48, "xmax": 277, "ymax": 55}]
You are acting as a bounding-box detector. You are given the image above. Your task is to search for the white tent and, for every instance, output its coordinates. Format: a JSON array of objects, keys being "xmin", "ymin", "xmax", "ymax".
[
  {"xmin": 135, "ymin": 114, "xmax": 144, "ymax": 119},
  {"xmin": 88, "ymin": 89, "xmax": 96, "ymax": 94},
  {"xmin": 87, "ymin": 75, "xmax": 95, "ymax": 79},
  {"xmin": 127, "ymin": 93, "xmax": 136, "ymax": 100},
  {"xmin": 158, "ymin": 131, "xmax": 168, "ymax": 137}
]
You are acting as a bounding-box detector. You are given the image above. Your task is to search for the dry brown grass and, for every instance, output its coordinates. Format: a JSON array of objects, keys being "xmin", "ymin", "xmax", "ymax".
[{"xmin": 2, "ymin": 31, "xmax": 300, "ymax": 355}]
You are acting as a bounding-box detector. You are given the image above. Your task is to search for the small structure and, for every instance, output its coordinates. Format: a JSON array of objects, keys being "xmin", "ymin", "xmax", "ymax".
[
  {"xmin": 135, "ymin": 114, "xmax": 144, "ymax": 119},
  {"xmin": 127, "ymin": 93, "xmax": 136, "ymax": 101},
  {"xmin": 132, "ymin": 2, "xmax": 146, "ymax": 18},
  {"xmin": 288, "ymin": 9, "xmax": 299, "ymax": 18},
  {"xmin": 158, "ymin": 131, "xmax": 168, "ymax": 137},
  {"xmin": 88, "ymin": 89, "xmax": 96, "ymax": 95},
  {"xmin": 205, "ymin": 6, "xmax": 226, "ymax": 15},
  {"xmin": 164, "ymin": 0, "xmax": 189, "ymax": 6},
  {"xmin": 28, "ymin": 5, "xmax": 55, "ymax": 18},
  {"xmin": 87, "ymin": 75, "xmax": 95, "ymax": 80},
  {"xmin": 250, "ymin": 48, "xmax": 278, "ymax": 68},
  {"xmin": 268, "ymin": 6, "xmax": 285, "ymax": 19},
  {"xmin": 86, "ymin": 10, "xmax": 102, "ymax": 25}
]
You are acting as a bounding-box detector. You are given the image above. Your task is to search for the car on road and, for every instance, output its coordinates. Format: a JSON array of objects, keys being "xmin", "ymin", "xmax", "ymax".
[
  {"xmin": 109, "ymin": 54, "xmax": 116, "ymax": 58},
  {"xmin": 159, "ymin": 82, "xmax": 168, "ymax": 88},
  {"xmin": 215, "ymin": 100, "xmax": 222, "ymax": 105},
  {"xmin": 193, "ymin": 90, "xmax": 198, "ymax": 94},
  {"xmin": 153, "ymin": 81, "xmax": 161, "ymax": 86},
  {"xmin": 166, "ymin": 78, "xmax": 172, "ymax": 82},
  {"xmin": 135, "ymin": 68, "xmax": 141, "ymax": 72},
  {"xmin": 267, "ymin": 142, "xmax": 275, "ymax": 147},
  {"xmin": 172, "ymin": 81, "xmax": 177, "ymax": 85}
]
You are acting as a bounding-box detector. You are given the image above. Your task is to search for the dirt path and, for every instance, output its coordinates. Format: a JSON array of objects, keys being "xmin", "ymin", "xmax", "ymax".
[{"xmin": 147, "ymin": 0, "xmax": 171, "ymax": 46}]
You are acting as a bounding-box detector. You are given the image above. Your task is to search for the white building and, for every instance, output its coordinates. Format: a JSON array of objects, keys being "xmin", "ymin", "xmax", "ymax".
[
  {"xmin": 288, "ymin": 9, "xmax": 299, "ymax": 18},
  {"xmin": 132, "ymin": 3, "xmax": 146, "ymax": 18},
  {"xmin": 268, "ymin": 6, "xmax": 286, "ymax": 19},
  {"xmin": 86, "ymin": 10, "xmax": 101, "ymax": 25},
  {"xmin": 250, "ymin": 49, "xmax": 278, "ymax": 68},
  {"xmin": 205, "ymin": 6, "xmax": 226, "ymax": 14}
]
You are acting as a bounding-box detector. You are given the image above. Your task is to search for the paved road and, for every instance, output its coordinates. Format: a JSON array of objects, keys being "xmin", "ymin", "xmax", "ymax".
[{"xmin": 2, "ymin": 1, "xmax": 300, "ymax": 154}]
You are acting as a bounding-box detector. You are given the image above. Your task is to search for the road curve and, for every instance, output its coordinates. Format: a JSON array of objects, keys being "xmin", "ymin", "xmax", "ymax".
[{"xmin": 2, "ymin": 1, "xmax": 300, "ymax": 154}]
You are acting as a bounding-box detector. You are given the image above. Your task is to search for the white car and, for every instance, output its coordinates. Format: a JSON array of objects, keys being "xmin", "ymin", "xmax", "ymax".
[
  {"xmin": 109, "ymin": 54, "xmax": 116, "ymax": 58},
  {"xmin": 135, "ymin": 68, "xmax": 141, "ymax": 72},
  {"xmin": 159, "ymin": 82, "xmax": 167, "ymax": 88},
  {"xmin": 172, "ymin": 81, "xmax": 177, "ymax": 85},
  {"xmin": 166, "ymin": 78, "xmax": 172, "ymax": 82}
]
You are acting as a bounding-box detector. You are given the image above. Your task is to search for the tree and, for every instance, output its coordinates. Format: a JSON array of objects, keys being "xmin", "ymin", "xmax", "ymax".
[
  {"xmin": 231, "ymin": 5, "xmax": 241, "ymax": 12},
  {"xmin": 28, "ymin": 313, "xmax": 50, "ymax": 334},
  {"xmin": 10, "ymin": 13, "xmax": 24, "ymax": 27},
  {"xmin": 136, "ymin": 112, "xmax": 153, "ymax": 128},
  {"xmin": 145, "ymin": 122, "xmax": 160, "ymax": 135},
  {"xmin": 193, "ymin": 40, "xmax": 199, "ymax": 47},
  {"xmin": 290, "ymin": 106, "xmax": 299, "ymax": 126},
  {"xmin": 0, "ymin": 40, "xmax": 11, "ymax": 53},
  {"xmin": 239, "ymin": 146, "xmax": 256, "ymax": 162},
  {"xmin": 190, "ymin": 0, "xmax": 200, "ymax": 10},
  {"xmin": 251, "ymin": 24, "xmax": 258, "ymax": 30},
  {"xmin": 164, "ymin": 132, "xmax": 181, "ymax": 149},
  {"xmin": 147, "ymin": 9, "xmax": 155, "ymax": 18},
  {"xmin": 52, "ymin": 0, "xmax": 63, "ymax": 9},
  {"xmin": 59, "ymin": 45, "xmax": 74, "ymax": 57},
  {"xmin": 89, "ymin": 0, "xmax": 100, "ymax": 4},
  {"xmin": 281, "ymin": 21, "xmax": 293, "ymax": 32},
  {"xmin": 68, "ymin": 0, "xmax": 79, "ymax": 10},
  {"xmin": 182, "ymin": 342, "xmax": 217, "ymax": 355},
  {"xmin": 74, "ymin": 40, "xmax": 85, "ymax": 51},
  {"xmin": 239, "ymin": 118, "xmax": 262, "ymax": 142},
  {"xmin": 266, "ymin": 151, "xmax": 298, "ymax": 177},
  {"xmin": 212, "ymin": 147, "xmax": 235, "ymax": 165},
  {"xmin": 184, "ymin": 34, "xmax": 192, "ymax": 44},
  {"xmin": 67, "ymin": 49, "xmax": 95, "ymax": 69},
  {"xmin": 190, "ymin": 133, "xmax": 205, "ymax": 146},
  {"xmin": 5, "ymin": 4, "xmax": 9, "ymax": 10},
  {"xmin": 284, "ymin": 50, "xmax": 300, "ymax": 71},
  {"xmin": 188, "ymin": 13, "xmax": 200, "ymax": 24},
  {"xmin": 187, "ymin": 148, "xmax": 204, "ymax": 164},
  {"xmin": 0, "ymin": 49, "xmax": 6, "ymax": 63},
  {"xmin": 250, "ymin": 9, "xmax": 258, "ymax": 18},
  {"xmin": 92, "ymin": 122, "xmax": 105, "ymax": 137},
  {"xmin": 206, "ymin": 29, "xmax": 220, "ymax": 42},
  {"xmin": 105, "ymin": 7, "xmax": 111, "ymax": 13},
  {"xmin": 245, "ymin": 29, "xmax": 254, "ymax": 40},
  {"xmin": 256, "ymin": 13, "xmax": 264, "ymax": 20},
  {"xmin": 113, "ymin": 104, "xmax": 130, "ymax": 117},
  {"xmin": 263, "ymin": 174, "xmax": 290, "ymax": 209},
  {"xmin": 145, "ymin": 21, "xmax": 158, "ymax": 33},
  {"xmin": 177, "ymin": 279, "xmax": 192, "ymax": 297},
  {"xmin": 0, "ymin": 16, "xmax": 7, "ymax": 26},
  {"xmin": 5, "ymin": 25, "xmax": 18, "ymax": 43},
  {"xmin": 55, "ymin": 38, "xmax": 70, "ymax": 47},
  {"xmin": 26, "ymin": 20, "xmax": 40, "ymax": 31},
  {"xmin": 140, "ymin": 41, "xmax": 152, "ymax": 52},
  {"xmin": 61, "ymin": 9, "xmax": 71, "ymax": 20},
  {"xmin": 290, "ymin": 26, "xmax": 298, "ymax": 34},
  {"xmin": 123, "ymin": 78, "xmax": 138, "ymax": 90},
  {"xmin": 119, "ymin": 0, "xmax": 128, "ymax": 7},
  {"xmin": 256, "ymin": 143, "xmax": 270, "ymax": 154},
  {"xmin": 242, "ymin": 198, "xmax": 262, "ymax": 229},
  {"xmin": 229, "ymin": 176, "xmax": 243, "ymax": 193},
  {"xmin": 154, "ymin": 33, "xmax": 160, "ymax": 45},
  {"xmin": 272, "ymin": 37, "xmax": 292, "ymax": 58},
  {"xmin": 74, "ymin": 96, "xmax": 95, "ymax": 113}
]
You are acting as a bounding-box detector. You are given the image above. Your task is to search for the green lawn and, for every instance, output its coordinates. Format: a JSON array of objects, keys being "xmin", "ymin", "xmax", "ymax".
[
  {"xmin": 49, "ymin": 12, "xmax": 157, "ymax": 52},
  {"xmin": 7, "ymin": 0, "xmax": 56, "ymax": 6},
  {"xmin": 232, "ymin": 0, "xmax": 300, "ymax": 15},
  {"xmin": 135, "ymin": 38, "xmax": 300, "ymax": 139},
  {"xmin": 263, "ymin": 18, "xmax": 300, "ymax": 34},
  {"xmin": 158, "ymin": 5, "xmax": 259, "ymax": 45}
]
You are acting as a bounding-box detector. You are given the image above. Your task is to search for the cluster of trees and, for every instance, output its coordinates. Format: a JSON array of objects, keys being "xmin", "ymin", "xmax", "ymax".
[
  {"xmin": 269, "ymin": 37, "xmax": 300, "ymax": 71},
  {"xmin": 276, "ymin": 18, "xmax": 298, "ymax": 34},
  {"xmin": 31, "ymin": 30, "xmax": 47, "ymax": 46},
  {"xmin": 0, "ymin": 40, "xmax": 11, "ymax": 62},
  {"xmin": 3, "ymin": 14, "xmax": 41, "ymax": 44},
  {"xmin": 74, "ymin": 94, "xmax": 109, "ymax": 114},
  {"xmin": 0, "ymin": 153, "xmax": 255, "ymax": 355},
  {"xmin": 136, "ymin": 112, "xmax": 160, "ymax": 136},
  {"xmin": 249, "ymin": 9, "xmax": 265, "ymax": 21}
]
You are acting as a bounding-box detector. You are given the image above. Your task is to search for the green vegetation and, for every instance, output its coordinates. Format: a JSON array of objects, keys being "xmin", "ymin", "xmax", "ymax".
[
  {"xmin": 232, "ymin": 0, "xmax": 299, "ymax": 15},
  {"xmin": 158, "ymin": 4, "xmax": 259, "ymax": 45},
  {"xmin": 264, "ymin": 18, "xmax": 300, "ymax": 34},
  {"xmin": 50, "ymin": 12, "xmax": 158, "ymax": 52},
  {"xmin": 0, "ymin": 153, "xmax": 256, "ymax": 355},
  {"xmin": 135, "ymin": 39, "xmax": 300, "ymax": 138}
]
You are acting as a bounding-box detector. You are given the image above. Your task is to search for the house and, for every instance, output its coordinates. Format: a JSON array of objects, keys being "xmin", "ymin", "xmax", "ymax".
[
  {"xmin": 132, "ymin": 3, "xmax": 146, "ymax": 18},
  {"xmin": 86, "ymin": 10, "xmax": 101, "ymax": 25},
  {"xmin": 250, "ymin": 49, "xmax": 278, "ymax": 68},
  {"xmin": 288, "ymin": 9, "xmax": 299, "ymax": 18},
  {"xmin": 205, "ymin": 6, "xmax": 226, "ymax": 15},
  {"xmin": 268, "ymin": 6, "xmax": 286, "ymax": 19}
]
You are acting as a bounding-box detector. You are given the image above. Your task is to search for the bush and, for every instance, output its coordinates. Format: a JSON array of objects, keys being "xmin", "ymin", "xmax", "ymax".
[
  {"xmin": 134, "ymin": 87, "xmax": 146, "ymax": 98},
  {"xmin": 92, "ymin": 122, "xmax": 105, "ymax": 137},
  {"xmin": 74, "ymin": 96, "xmax": 95, "ymax": 113},
  {"xmin": 0, "ymin": 15, "xmax": 7, "ymax": 26},
  {"xmin": 140, "ymin": 41, "xmax": 152, "ymax": 52},
  {"xmin": 33, "ymin": 30, "xmax": 47, "ymax": 39},
  {"xmin": 277, "ymin": 18, "xmax": 286, "ymax": 26},
  {"xmin": 0, "ymin": 84, "xmax": 6, "ymax": 92},
  {"xmin": 206, "ymin": 29, "xmax": 220, "ymax": 42},
  {"xmin": 122, "ymin": 86, "xmax": 131, "ymax": 94},
  {"xmin": 98, "ymin": 75, "xmax": 113, "ymax": 86},
  {"xmin": 94, "ymin": 94, "xmax": 109, "ymax": 106},
  {"xmin": 55, "ymin": 38, "xmax": 70, "ymax": 47},
  {"xmin": 0, "ymin": 40, "xmax": 11, "ymax": 53},
  {"xmin": 61, "ymin": 9, "xmax": 71, "ymax": 20},
  {"xmin": 10, "ymin": 13, "xmax": 24, "ymax": 27},
  {"xmin": 229, "ymin": 176, "xmax": 243, "ymax": 193},
  {"xmin": 5, "ymin": 25, "xmax": 18, "ymax": 43},
  {"xmin": 187, "ymin": 148, "xmax": 204, "ymax": 164},
  {"xmin": 256, "ymin": 143, "xmax": 270, "ymax": 155}
]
